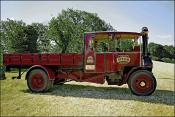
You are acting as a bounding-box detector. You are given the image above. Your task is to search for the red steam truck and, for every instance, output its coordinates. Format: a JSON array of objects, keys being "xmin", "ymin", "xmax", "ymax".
[{"xmin": 3, "ymin": 27, "xmax": 157, "ymax": 96}]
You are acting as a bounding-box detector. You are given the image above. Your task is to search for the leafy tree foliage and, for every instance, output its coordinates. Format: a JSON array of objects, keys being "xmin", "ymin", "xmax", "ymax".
[
  {"xmin": 1, "ymin": 19, "xmax": 26, "ymax": 53},
  {"xmin": 1, "ymin": 19, "xmax": 38, "ymax": 53},
  {"xmin": 23, "ymin": 25, "xmax": 38, "ymax": 53},
  {"xmin": 1, "ymin": 19, "xmax": 26, "ymax": 79},
  {"xmin": 164, "ymin": 45, "xmax": 175, "ymax": 59},
  {"xmin": 31, "ymin": 23, "xmax": 51, "ymax": 53},
  {"xmin": 118, "ymin": 40, "xmax": 134, "ymax": 51},
  {"xmin": 149, "ymin": 42, "xmax": 175, "ymax": 63},
  {"xmin": 48, "ymin": 8, "xmax": 114, "ymax": 53}
]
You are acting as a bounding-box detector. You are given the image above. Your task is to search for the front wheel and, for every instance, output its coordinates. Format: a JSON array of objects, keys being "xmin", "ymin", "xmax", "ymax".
[
  {"xmin": 128, "ymin": 70, "xmax": 157, "ymax": 96},
  {"xmin": 27, "ymin": 69, "xmax": 52, "ymax": 92}
]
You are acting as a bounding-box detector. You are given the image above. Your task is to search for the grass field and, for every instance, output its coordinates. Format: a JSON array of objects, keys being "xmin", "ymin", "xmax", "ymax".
[{"xmin": 0, "ymin": 61, "xmax": 174, "ymax": 116}]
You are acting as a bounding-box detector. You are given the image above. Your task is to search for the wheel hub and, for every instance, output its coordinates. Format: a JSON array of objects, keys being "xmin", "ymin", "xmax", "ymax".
[
  {"xmin": 140, "ymin": 81, "xmax": 146, "ymax": 87},
  {"xmin": 31, "ymin": 73, "xmax": 44, "ymax": 89}
]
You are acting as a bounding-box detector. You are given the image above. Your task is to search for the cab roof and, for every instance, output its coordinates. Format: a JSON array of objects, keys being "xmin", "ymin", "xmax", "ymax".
[{"xmin": 85, "ymin": 31, "xmax": 141, "ymax": 40}]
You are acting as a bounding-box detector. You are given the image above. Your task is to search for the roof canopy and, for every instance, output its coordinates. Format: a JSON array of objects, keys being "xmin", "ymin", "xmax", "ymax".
[{"xmin": 86, "ymin": 31, "xmax": 141, "ymax": 40}]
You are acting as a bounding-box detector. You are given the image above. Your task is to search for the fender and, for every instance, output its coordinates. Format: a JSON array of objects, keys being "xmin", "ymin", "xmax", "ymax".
[
  {"xmin": 25, "ymin": 65, "xmax": 55, "ymax": 80},
  {"xmin": 123, "ymin": 67, "xmax": 143, "ymax": 83},
  {"xmin": 123, "ymin": 66, "xmax": 151, "ymax": 83}
]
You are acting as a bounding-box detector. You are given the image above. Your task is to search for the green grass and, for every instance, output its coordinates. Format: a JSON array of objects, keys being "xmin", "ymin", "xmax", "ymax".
[{"xmin": 0, "ymin": 61, "xmax": 174, "ymax": 116}]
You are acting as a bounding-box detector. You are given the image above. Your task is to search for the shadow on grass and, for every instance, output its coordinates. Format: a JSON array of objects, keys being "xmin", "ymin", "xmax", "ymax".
[{"xmin": 21, "ymin": 84, "xmax": 175, "ymax": 106}]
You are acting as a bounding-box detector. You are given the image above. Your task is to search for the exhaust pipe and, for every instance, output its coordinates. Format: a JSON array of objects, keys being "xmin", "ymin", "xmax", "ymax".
[{"xmin": 141, "ymin": 27, "xmax": 149, "ymax": 56}]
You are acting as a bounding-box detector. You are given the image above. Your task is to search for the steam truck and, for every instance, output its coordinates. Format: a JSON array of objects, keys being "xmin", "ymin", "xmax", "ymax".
[{"xmin": 3, "ymin": 27, "xmax": 157, "ymax": 96}]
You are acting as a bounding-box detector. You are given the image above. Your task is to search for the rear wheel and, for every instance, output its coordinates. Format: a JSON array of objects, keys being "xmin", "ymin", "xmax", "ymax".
[
  {"xmin": 27, "ymin": 69, "xmax": 52, "ymax": 92},
  {"xmin": 128, "ymin": 70, "xmax": 157, "ymax": 96}
]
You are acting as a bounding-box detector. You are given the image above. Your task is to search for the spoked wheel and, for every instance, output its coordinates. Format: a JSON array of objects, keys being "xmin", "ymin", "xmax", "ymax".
[
  {"xmin": 27, "ymin": 69, "xmax": 52, "ymax": 92},
  {"xmin": 128, "ymin": 70, "xmax": 157, "ymax": 96}
]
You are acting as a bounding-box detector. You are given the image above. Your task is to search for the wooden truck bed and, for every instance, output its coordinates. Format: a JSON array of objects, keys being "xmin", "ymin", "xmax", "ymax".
[{"xmin": 3, "ymin": 53, "xmax": 83, "ymax": 66}]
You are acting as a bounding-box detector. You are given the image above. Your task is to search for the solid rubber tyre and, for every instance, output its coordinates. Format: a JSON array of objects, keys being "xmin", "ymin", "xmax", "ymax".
[
  {"xmin": 128, "ymin": 70, "xmax": 157, "ymax": 96},
  {"xmin": 27, "ymin": 69, "xmax": 52, "ymax": 92}
]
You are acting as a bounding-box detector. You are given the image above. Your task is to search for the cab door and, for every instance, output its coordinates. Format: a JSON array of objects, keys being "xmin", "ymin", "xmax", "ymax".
[{"xmin": 84, "ymin": 33, "xmax": 105, "ymax": 73}]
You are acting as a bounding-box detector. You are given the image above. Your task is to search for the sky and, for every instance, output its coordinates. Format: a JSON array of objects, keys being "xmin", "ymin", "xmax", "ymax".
[{"xmin": 1, "ymin": 1, "xmax": 174, "ymax": 46}]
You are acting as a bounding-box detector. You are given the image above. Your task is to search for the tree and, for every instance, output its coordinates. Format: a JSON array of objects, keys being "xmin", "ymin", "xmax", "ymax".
[
  {"xmin": 48, "ymin": 8, "xmax": 114, "ymax": 53},
  {"xmin": 164, "ymin": 45, "xmax": 175, "ymax": 59},
  {"xmin": 149, "ymin": 43, "xmax": 166, "ymax": 60},
  {"xmin": 1, "ymin": 19, "xmax": 25, "ymax": 53},
  {"xmin": 1, "ymin": 19, "xmax": 40, "ymax": 53},
  {"xmin": 0, "ymin": 22, "xmax": 6, "ymax": 79},
  {"xmin": 23, "ymin": 25, "xmax": 38, "ymax": 53},
  {"xmin": 31, "ymin": 23, "xmax": 51, "ymax": 53},
  {"xmin": 0, "ymin": 19, "xmax": 26, "ymax": 79},
  {"xmin": 0, "ymin": 19, "xmax": 27, "ymax": 53},
  {"xmin": 149, "ymin": 42, "xmax": 175, "ymax": 63},
  {"xmin": 119, "ymin": 40, "xmax": 134, "ymax": 51}
]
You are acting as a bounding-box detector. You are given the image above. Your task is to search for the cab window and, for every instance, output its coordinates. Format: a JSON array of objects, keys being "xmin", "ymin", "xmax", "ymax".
[{"xmin": 89, "ymin": 34, "xmax": 140, "ymax": 53}]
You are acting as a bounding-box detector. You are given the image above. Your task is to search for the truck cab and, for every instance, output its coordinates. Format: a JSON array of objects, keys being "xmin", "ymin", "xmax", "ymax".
[{"xmin": 84, "ymin": 31, "xmax": 142, "ymax": 73}]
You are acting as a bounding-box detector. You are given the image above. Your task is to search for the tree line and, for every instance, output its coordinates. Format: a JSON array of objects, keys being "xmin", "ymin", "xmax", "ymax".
[
  {"xmin": 1, "ymin": 8, "xmax": 114, "ymax": 55},
  {"xmin": 149, "ymin": 42, "xmax": 175, "ymax": 63}
]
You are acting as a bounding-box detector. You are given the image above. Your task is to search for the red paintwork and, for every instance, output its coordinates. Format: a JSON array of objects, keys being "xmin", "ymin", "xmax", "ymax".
[
  {"xmin": 133, "ymin": 75, "xmax": 153, "ymax": 93},
  {"xmin": 3, "ymin": 53, "xmax": 83, "ymax": 66},
  {"xmin": 3, "ymin": 31, "xmax": 143, "ymax": 85},
  {"xmin": 31, "ymin": 73, "xmax": 44, "ymax": 89}
]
